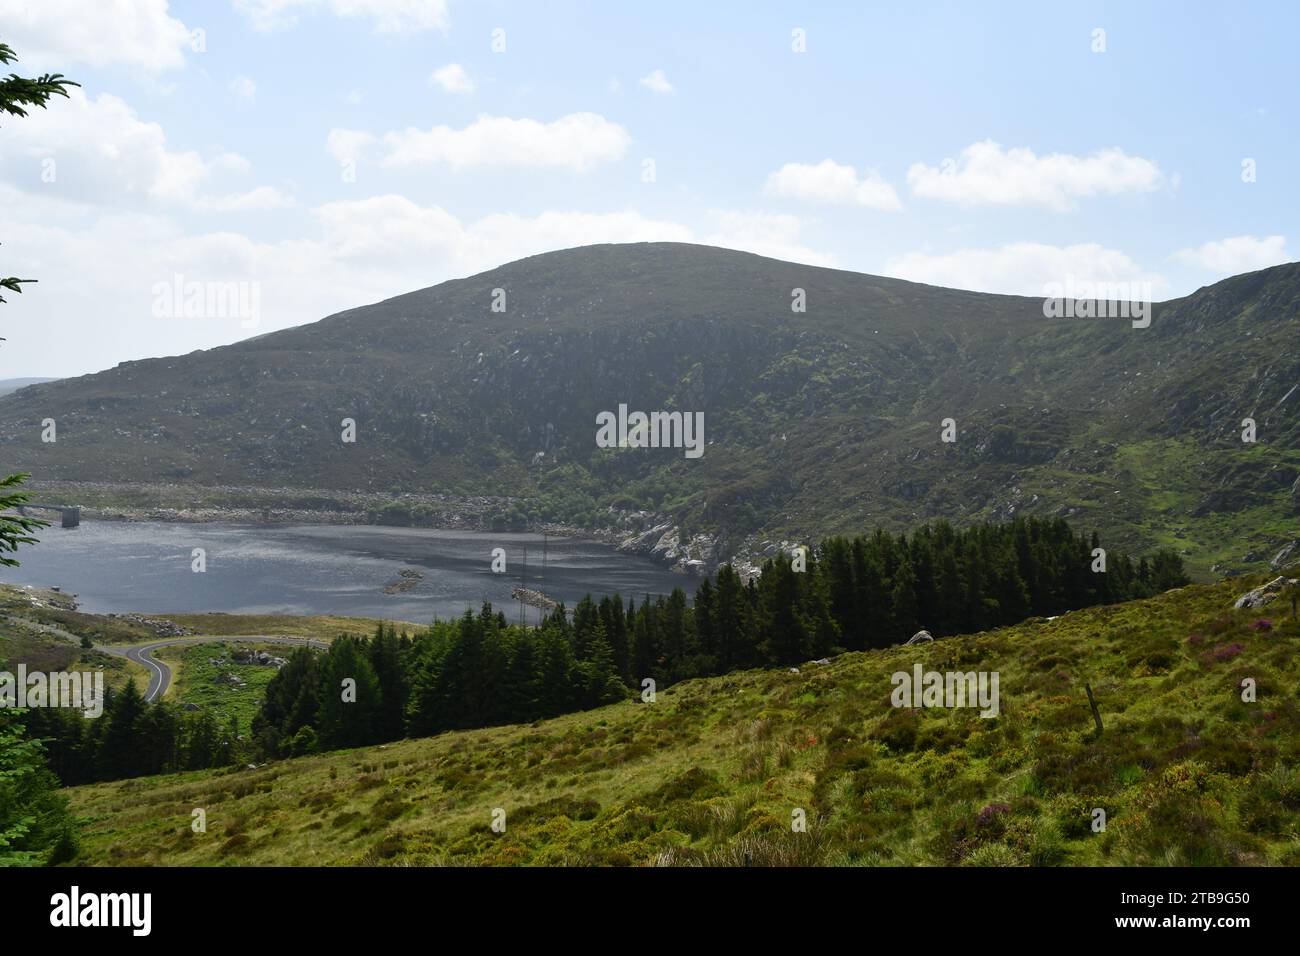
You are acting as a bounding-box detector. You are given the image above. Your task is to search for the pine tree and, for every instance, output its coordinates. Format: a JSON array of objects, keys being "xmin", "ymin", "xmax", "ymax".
[
  {"xmin": 758, "ymin": 558, "xmax": 807, "ymax": 665},
  {"xmin": 662, "ymin": 587, "xmax": 691, "ymax": 679},
  {"xmin": 0, "ymin": 707, "xmax": 76, "ymax": 865},
  {"xmin": 252, "ymin": 646, "xmax": 321, "ymax": 754},
  {"xmin": 822, "ymin": 538, "xmax": 857, "ymax": 648},
  {"xmin": 97, "ymin": 679, "xmax": 147, "ymax": 780},
  {"xmin": 600, "ymin": 593, "xmax": 631, "ymax": 684},
  {"xmin": 578, "ymin": 629, "xmax": 625, "ymax": 708},
  {"xmin": 136, "ymin": 701, "xmax": 181, "ymax": 776},
  {"xmin": 501, "ymin": 630, "xmax": 541, "ymax": 723},
  {"xmin": 936, "ymin": 548, "xmax": 964, "ymax": 635},
  {"xmin": 316, "ymin": 638, "xmax": 381, "ymax": 749},
  {"xmin": 890, "ymin": 552, "xmax": 920, "ymax": 639},
  {"xmin": 630, "ymin": 595, "xmax": 657, "ymax": 683},
  {"xmin": 572, "ymin": 595, "xmax": 601, "ymax": 660},
  {"xmin": 368, "ymin": 624, "xmax": 407, "ymax": 741},
  {"xmin": 0, "ymin": 473, "xmax": 46, "ymax": 568},
  {"xmin": 855, "ymin": 537, "xmax": 892, "ymax": 648},
  {"xmin": 1, "ymin": 39, "xmax": 76, "ymax": 312},
  {"xmin": 536, "ymin": 626, "xmax": 578, "ymax": 717},
  {"xmin": 692, "ymin": 578, "xmax": 716, "ymax": 666},
  {"xmin": 713, "ymin": 564, "xmax": 748, "ymax": 669}
]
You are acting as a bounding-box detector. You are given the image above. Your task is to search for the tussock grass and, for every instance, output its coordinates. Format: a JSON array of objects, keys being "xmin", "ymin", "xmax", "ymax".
[{"xmin": 65, "ymin": 572, "xmax": 1300, "ymax": 866}]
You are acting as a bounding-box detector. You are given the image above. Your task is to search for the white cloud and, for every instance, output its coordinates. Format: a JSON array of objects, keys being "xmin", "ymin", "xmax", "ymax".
[
  {"xmin": 702, "ymin": 211, "xmax": 837, "ymax": 268},
  {"xmin": 0, "ymin": 88, "xmax": 206, "ymax": 204},
  {"xmin": 0, "ymin": 88, "xmax": 287, "ymax": 212},
  {"xmin": 763, "ymin": 159, "xmax": 902, "ymax": 211},
  {"xmin": 344, "ymin": 89, "xmax": 364, "ymax": 105},
  {"xmin": 326, "ymin": 128, "xmax": 377, "ymax": 164},
  {"xmin": 229, "ymin": 75, "xmax": 257, "ymax": 101},
  {"xmin": 234, "ymin": 0, "xmax": 449, "ymax": 34},
  {"xmin": 1171, "ymin": 235, "xmax": 1290, "ymax": 274},
  {"xmin": 213, "ymin": 153, "xmax": 253, "ymax": 175},
  {"xmin": 0, "ymin": 195, "xmax": 695, "ymax": 376},
  {"xmin": 429, "ymin": 63, "xmax": 475, "ymax": 94},
  {"xmin": 907, "ymin": 141, "xmax": 1164, "ymax": 211},
  {"xmin": 301, "ymin": 198, "xmax": 839, "ymax": 278},
  {"xmin": 639, "ymin": 69, "xmax": 674, "ymax": 94},
  {"xmin": 884, "ymin": 241, "xmax": 1166, "ymax": 297},
  {"xmin": 0, "ymin": 189, "xmax": 841, "ymax": 377},
  {"xmin": 193, "ymin": 186, "xmax": 294, "ymax": 212},
  {"xmin": 378, "ymin": 113, "xmax": 631, "ymax": 172},
  {"xmin": 306, "ymin": 200, "xmax": 835, "ymax": 280},
  {"xmin": 0, "ymin": 0, "xmax": 193, "ymax": 72}
]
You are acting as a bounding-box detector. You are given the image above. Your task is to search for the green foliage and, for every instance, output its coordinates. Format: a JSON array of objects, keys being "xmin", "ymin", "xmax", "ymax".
[
  {"xmin": 19, "ymin": 678, "xmax": 239, "ymax": 786},
  {"xmin": 60, "ymin": 570, "xmax": 1300, "ymax": 867},
  {"xmin": 158, "ymin": 641, "xmax": 285, "ymax": 730},
  {"xmin": 237, "ymin": 515, "xmax": 1182, "ymax": 764},
  {"xmin": 1, "ymin": 39, "xmax": 77, "ymax": 307},
  {"xmin": 0, "ymin": 473, "xmax": 46, "ymax": 568},
  {"xmin": 0, "ymin": 706, "xmax": 76, "ymax": 866}
]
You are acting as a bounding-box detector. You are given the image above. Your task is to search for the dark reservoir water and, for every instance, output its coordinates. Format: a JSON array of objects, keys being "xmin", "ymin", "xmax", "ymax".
[{"xmin": 0, "ymin": 521, "xmax": 689, "ymax": 625}]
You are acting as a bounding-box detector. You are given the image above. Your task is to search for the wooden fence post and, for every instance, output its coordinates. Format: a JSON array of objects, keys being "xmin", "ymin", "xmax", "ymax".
[{"xmin": 1084, "ymin": 682, "xmax": 1103, "ymax": 738}]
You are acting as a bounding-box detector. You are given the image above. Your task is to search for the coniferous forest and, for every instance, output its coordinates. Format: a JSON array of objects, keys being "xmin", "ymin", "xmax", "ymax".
[{"xmin": 21, "ymin": 517, "xmax": 1188, "ymax": 784}]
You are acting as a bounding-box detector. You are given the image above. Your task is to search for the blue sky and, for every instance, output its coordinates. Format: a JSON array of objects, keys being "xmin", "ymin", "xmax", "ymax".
[{"xmin": 1, "ymin": 0, "xmax": 1295, "ymax": 378}]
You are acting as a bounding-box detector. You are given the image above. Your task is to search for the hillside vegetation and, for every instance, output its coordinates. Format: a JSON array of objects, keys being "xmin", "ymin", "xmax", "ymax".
[
  {"xmin": 66, "ymin": 570, "xmax": 1300, "ymax": 866},
  {"xmin": 3, "ymin": 243, "xmax": 1297, "ymax": 576}
]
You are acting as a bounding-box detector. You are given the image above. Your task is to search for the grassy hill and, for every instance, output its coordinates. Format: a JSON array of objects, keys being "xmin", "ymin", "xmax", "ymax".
[
  {"xmin": 66, "ymin": 570, "xmax": 1300, "ymax": 866},
  {"xmin": 2, "ymin": 243, "xmax": 1297, "ymax": 576}
]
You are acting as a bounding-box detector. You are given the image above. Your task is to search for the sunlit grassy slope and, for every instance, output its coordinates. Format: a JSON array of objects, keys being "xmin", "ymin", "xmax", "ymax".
[{"xmin": 67, "ymin": 571, "xmax": 1300, "ymax": 866}]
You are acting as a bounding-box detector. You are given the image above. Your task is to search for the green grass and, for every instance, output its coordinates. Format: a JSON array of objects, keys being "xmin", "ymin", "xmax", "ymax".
[
  {"xmin": 65, "ymin": 570, "xmax": 1300, "ymax": 866},
  {"xmin": 0, "ymin": 583, "xmax": 169, "ymax": 645},
  {"xmin": 157, "ymin": 641, "xmax": 285, "ymax": 729},
  {"xmin": 0, "ymin": 585, "xmax": 148, "ymax": 691},
  {"xmin": 0, "ymin": 619, "xmax": 140, "ymax": 692},
  {"xmin": 162, "ymin": 612, "xmax": 422, "ymax": 639}
]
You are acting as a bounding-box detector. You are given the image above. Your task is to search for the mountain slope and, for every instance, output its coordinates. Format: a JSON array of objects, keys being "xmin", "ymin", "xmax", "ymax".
[
  {"xmin": 0, "ymin": 377, "xmax": 57, "ymax": 397},
  {"xmin": 2, "ymin": 243, "xmax": 1297, "ymax": 573},
  {"xmin": 66, "ymin": 571, "xmax": 1300, "ymax": 866}
]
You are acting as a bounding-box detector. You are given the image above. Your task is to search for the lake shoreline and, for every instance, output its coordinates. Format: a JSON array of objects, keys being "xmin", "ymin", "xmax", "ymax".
[
  {"xmin": 3, "ymin": 517, "xmax": 698, "ymax": 622},
  {"xmin": 22, "ymin": 478, "xmax": 736, "ymax": 576}
]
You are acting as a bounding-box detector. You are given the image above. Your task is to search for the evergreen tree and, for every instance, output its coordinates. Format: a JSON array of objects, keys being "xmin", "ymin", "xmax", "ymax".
[
  {"xmin": 692, "ymin": 577, "xmax": 717, "ymax": 668},
  {"xmin": 0, "ymin": 473, "xmax": 45, "ymax": 569},
  {"xmin": 0, "ymin": 40, "xmax": 77, "ymax": 561},
  {"xmin": 630, "ymin": 596, "xmax": 657, "ymax": 683},
  {"xmin": 713, "ymin": 564, "xmax": 748, "ymax": 669},
  {"xmin": 890, "ymin": 551, "xmax": 920, "ymax": 639},
  {"xmin": 0, "ymin": 707, "xmax": 76, "ymax": 865},
  {"xmin": 368, "ymin": 624, "xmax": 407, "ymax": 742},
  {"xmin": 317, "ymin": 637, "xmax": 381, "ymax": 749},
  {"xmin": 757, "ymin": 558, "xmax": 807, "ymax": 665},
  {"xmin": 501, "ymin": 629, "xmax": 540, "ymax": 722},
  {"xmin": 600, "ymin": 593, "xmax": 631, "ymax": 684},
  {"xmin": 253, "ymin": 647, "xmax": 322, "ymax": 755},
  {"xmin": 97, "ymin": 680, "xmax": 147, "ymax": 780}
]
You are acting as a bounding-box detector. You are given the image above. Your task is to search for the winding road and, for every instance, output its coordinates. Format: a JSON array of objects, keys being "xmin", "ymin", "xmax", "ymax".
[
  {"xmin": 2, "ymin": 612, "xmax": 328, "ymax": 701},
  {"xmin": 95, "ymin": 635, "xmax": 327, "ymax": 702}
]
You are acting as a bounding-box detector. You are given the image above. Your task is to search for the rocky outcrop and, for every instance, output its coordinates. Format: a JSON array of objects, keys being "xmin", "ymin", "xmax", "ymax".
[
  {"xmin": 511, "ymin": 586, "xmax": 558, "ymax": 612},
  {"xmin": 109, "ymin": 613, "xmax": 193, "ymax": 637},
  {"xmin": 614, "ymin": 517, "xmax": 721, "ymax": 575},
  {"xmin": 382, "ymin": 568, "xmax": 423, "ymax": 594},
  {"xmin": 1232, "ymin": 576, "xmax": 1297, "ymax": 610},
  {"xmin": 1271, "ymin": 539, "xmax": 1300, "ymax": 570}
]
